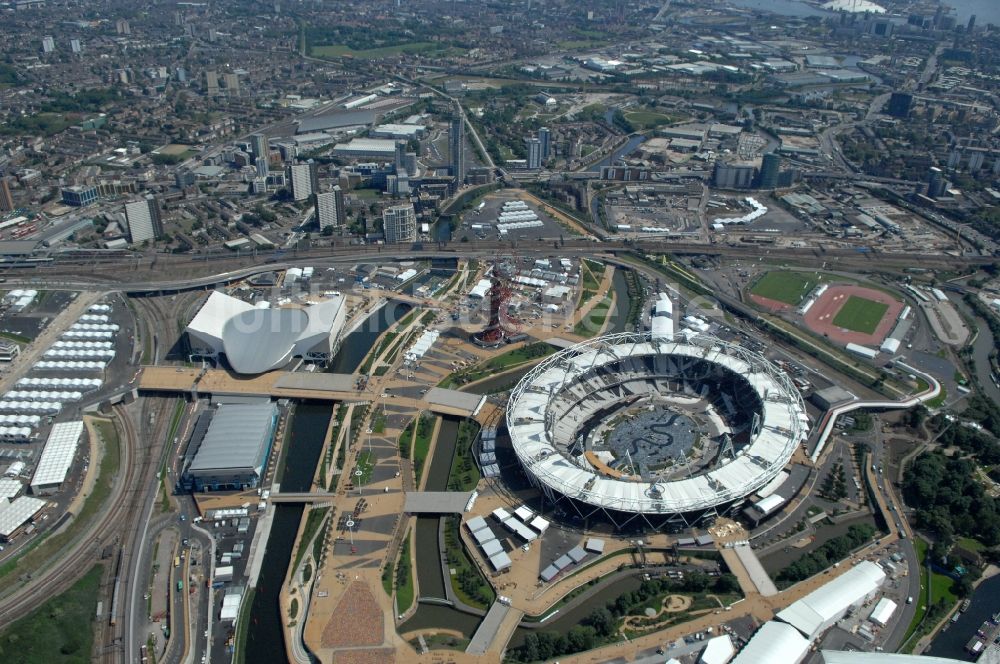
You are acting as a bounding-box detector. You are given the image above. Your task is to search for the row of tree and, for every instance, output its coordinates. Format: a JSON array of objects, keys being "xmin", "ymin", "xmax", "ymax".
[
  {"xmin": 508, "ymin": 572, "xmax": 740, "ymax": 662},
  {"xmin": 775, "ymin": 524, "xmax": 876, "ymax": 587}
]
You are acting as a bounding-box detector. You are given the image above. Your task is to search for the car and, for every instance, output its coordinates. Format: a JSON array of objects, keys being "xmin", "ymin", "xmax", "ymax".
[{"xmin": 907, "ymin": 596, "xmax": 913, "ymax": 604}]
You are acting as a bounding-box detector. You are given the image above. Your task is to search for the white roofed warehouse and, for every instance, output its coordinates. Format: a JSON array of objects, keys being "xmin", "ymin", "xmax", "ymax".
[
  {"xmin": 506, "ymin": 332, "xmax": 808, "ymax": 529},
  {"xmin": 30, "ymin": 421, "xmax": 85, "ymax": 496},
  {"xmin": 181, "ymin": 403, "xmax": 279, "ymax": 491},
  {"xmin": 185, "ymin": 291, "xmax": 347, "ymax": 374}
]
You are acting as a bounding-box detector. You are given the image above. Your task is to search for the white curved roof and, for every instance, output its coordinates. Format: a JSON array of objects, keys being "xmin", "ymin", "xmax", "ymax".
[
  {"xmin": 507, "ymin": 332, "xmax": 807, "ymax": 514},
  {"xmin": 187, "ymin": 291, "xmax": 346, "ymax": 374}
]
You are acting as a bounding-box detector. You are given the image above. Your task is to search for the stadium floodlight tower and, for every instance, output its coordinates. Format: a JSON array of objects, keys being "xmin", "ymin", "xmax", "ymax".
[
  {"xmin": 472, "ymin": 253, "xmax": 521, "ymax": 347},
  {"xmin": 505, "ymin": 331, "xmax": 809, "ymax": 532}
]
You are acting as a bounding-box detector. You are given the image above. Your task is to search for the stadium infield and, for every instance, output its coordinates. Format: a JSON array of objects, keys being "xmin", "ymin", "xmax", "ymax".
[
  {"xmin": 802, "ymin": 285, "xmax": 903, "ymax": 346},
  {"xmin": 749, "ymin": 271, "xmax": 818, "ymax": 308},
  {"xmin": 832, "ymin": 295, "xmax": 889, "ymax": 335}
]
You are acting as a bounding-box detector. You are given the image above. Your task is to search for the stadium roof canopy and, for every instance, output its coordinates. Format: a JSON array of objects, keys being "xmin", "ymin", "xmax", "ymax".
[
  {"xmin": 507, "ymin": 333, "xmax": 808, "ymax": 520},
  {"xmin": 187, "ymin": 291, "xmax": 346, "ymax": 374}
]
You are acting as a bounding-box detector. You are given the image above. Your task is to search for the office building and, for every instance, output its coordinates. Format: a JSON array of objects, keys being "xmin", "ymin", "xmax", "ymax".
[
  {"xmin": 757, "ymin": 153, "xmax": 782, "ymax": 189},
  {"xmin": 70, "ymin": 39, "xmax": 81, "ymax": 54},
  {"xmin": 251, "ymin": 134, "xmax": 269, "ymax": 177},
  {"xmin": 968, "ymin": 14, "xmax": 976, "ymax": 32},
  {"xmin": 175, "ymin": 67, "xmax": 187, "ymax": 83},
  {"xmin": 124, "ymin": 196, "xmax": 163, "ymax": 244},
  {"xmin": 61, "ymin": 185, "xmax": 99, "ymax": 207},
  {"xmin": 887, "ymin": 92, "xmax": 912, "ymax": 119},
  {"xmin": 713, "ymin": 161, "xmax": 756, "ymax": 189},
  {"xmin": 538, "ymin": 127, "xmax": 551, "ymax": 162},
  {"xmin": 927, "ymin": 166, "xmax": 946, "ymax": 199},
  {"xmin": 383, "ymin": 204, "xmax": 416, "ymax": 244},
  {"xmin": 205, "ymin": 70, "xmax": 219, "ymax": 95},
  {"xmin": 526, "ymin": 137, "xmax": 542, "ymax": 170},
  {"xmin": 0, "ymin": 178, "xmax": 13, "ymax": 212},
  {"xmin": 394, "ymin": 141, "xmax": 406, "ymax": 175},
  {"xmin": 115, "ymin": 19, "xmax": 130, "ymax": 35},
  {"xmin": 41, "ymin": 36, "xmax": 54, "ymax": 53},
  {"xmin": 223, "ymin": 73, "xmax": 239, "ymax": 94},
  {"xmin": 316, "ymin": 186, "xmax": 345, "ymax": 230},
  {"xmin": 450, "ymin": 116, "xmax": 466, "ymax": 184},
  {"xmin": 968, "ymin": 151, "xmax": 985, "ymax": 172},
  {"xmin": 289, "ymin": 162, "xmax": 318, "ymax": 201}
]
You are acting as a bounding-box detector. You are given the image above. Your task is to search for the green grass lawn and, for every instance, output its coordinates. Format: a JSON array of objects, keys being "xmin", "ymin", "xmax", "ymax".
[
  {"xmin": 623, "ymin": 110, "xmax": 675, "ymax": 129},
  {"xmin": 354, "ymin": 450, "xmax": 377, "ymax": 487},
  {"xmin": 0, "ymin": 564, "xmax": 102, "ymax": 663},
  {"xmin": 750, "ymin": 270, "xmax": 818, "ymax": 306},
  {"xmin": 293, "ymin": 507, "xmax": 329, "ymax": 572},
  {"xmin": 574, "ymin": 295, "xmax": 613, "ymax": 337},
  {"xmin": 312, "ymin": 41, "xmax": 439, "ymax": 59},
  {"xmin": 395, "ymin": 533, "xmax": 415, "ymax": 613},
  {"xmin": 832, "ymin": 295, "xmax": 889, "ymax": 334},
  {"xmin": 412, "ymin": 415, "xmax": 435, "ymax": 484}
]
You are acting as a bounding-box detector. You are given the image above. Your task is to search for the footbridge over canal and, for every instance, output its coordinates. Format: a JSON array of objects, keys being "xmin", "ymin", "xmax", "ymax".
[{"xmin": 139, "ymin": 366, "xmax": 492, "ymax": 421}]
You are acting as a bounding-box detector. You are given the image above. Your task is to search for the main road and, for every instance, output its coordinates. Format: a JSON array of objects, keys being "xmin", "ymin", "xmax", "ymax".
[{"xmin": 1, "ymin": 241, "xmax": 993, "ymax": 295}]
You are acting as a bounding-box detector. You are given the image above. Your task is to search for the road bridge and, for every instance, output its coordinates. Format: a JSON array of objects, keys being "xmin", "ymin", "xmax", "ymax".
[{"xmin": 0, "ymin": 242, "xmax": 992, "ymax": 294}]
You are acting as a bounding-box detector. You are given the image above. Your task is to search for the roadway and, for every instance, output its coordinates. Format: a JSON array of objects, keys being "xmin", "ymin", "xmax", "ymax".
[{"xmin": 0, "ymin": 242, "xmax": 993, "ymax": 295}]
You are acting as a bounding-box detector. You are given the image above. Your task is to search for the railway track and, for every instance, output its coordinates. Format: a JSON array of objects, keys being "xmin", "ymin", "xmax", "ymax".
[
  {"xmin": 0, "ymin": 404, "xmax": 140, "ymax": 631},
  {"xmin": 104, "ymin": 396, "xmax": 177, "ymax": 664}
]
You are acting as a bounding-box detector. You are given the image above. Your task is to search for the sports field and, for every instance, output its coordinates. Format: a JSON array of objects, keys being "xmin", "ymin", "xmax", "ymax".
[
  {"xmin": 750, "ymin": 271, "xmax": 818, "ymax": 306},
  {"xmin": 832, "ymin": 295, "xmax": 889, "ymax": 334}
]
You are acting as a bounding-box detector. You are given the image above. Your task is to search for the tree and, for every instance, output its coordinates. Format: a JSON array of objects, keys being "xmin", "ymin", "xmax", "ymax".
[{"xmin": 585, "ymin": 607, "xmax": 615, "ymax": 638}]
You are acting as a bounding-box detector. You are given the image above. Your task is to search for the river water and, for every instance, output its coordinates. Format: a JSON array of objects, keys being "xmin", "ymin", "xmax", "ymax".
[
  {"xmin": 926, "ymin": 573, "xmax": 1000, "ymax": 659},
  {"xmin": 399, "ymin": 416, "xmax": 486, "ymax": 638},
  {"xmin": 245, "ymin": 403, "xmax": 334, "ymax": 664},
  {"xmin": 325, "ymin": 301, "xmax": 412, "ymax": 374}
]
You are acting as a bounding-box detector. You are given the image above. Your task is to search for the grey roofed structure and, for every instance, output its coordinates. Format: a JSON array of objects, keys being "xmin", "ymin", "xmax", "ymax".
[
  {"xmin": 183, "ymin": 402, "xmax": 278, "ymax": 491},
  {"xmin": 296, "ymin": 109, "xmax": 377, "ymax": 134},
  {"xmin": 274, "ymin": 372, "xmax": 357, "ymax": 392},
  {"xmin": 424, "ymin": 387, "xmax": 486, "ymax": 416},
  {"xmin": 585, "ymin": 538, "xmax": 605, "ymax": 553},
  {"xmin": 0, "ymin": 240, "xmax": 39, "ymax": 256},
  {"xmin": 540, "ymin": 565, "xmax": 559, "ymax": 582},
  {"xmin": 403, "ymin": 491, "xmax": 474, "ymax": 513},
  {"xmin": 473, "ymin": 527, "xmax": 495, "ymax": 546},
  {"xmin": 489, "ymin": 551, "xmax": 512, "ymax": 571},
  {"xmin": 567, "ymin": 546, "xmax": 587, "ymax": 563},
  {"xmin": 466, "ymin": 515, "xmax": 489, "ymax": 533},
  {"xmin": 553, "ymin": 554, "xmax": 573, "ymax": 570},
  {"xmin": 481, "ymin": 539, "xmax": 504, "ymax": 557}
]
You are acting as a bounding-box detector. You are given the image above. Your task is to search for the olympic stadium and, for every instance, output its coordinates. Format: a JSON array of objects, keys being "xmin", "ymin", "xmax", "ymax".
[{"xmin": 506, "ymin": 332, "xmax": 809, "ymax": 530}]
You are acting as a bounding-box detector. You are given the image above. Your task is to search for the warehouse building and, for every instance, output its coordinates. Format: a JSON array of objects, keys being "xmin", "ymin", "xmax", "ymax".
[
  {"xmin": 30, "ymin": 420, "xmax": 84, "ymax": 496},
  {"xmin": 0, "ymin": 496, "xmax": 46, "ymax": 541},
  {"xmin": 181, "ymin": 402, "xmax": 279, "ymax": 491}
]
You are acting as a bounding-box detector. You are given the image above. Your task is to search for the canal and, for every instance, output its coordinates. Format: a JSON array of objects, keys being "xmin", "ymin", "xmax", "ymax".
[
  {"xmin": 508, "ymin": 573, "xmax": 646, "ymax": 649},
  {"xmin": 926, "ymin": 573, "xmax": 1000, "ymax": 659},
  {"xmin": 593, "ymin": 134, "xmax": 647, "ymax": 171},
  {"xmin": 245, "ymin": 403, "xmax": 334, "ymax": 664},
  {"xmin": 399, "ymin": 416, "xmax": 486, "ymax": 638},
  {"xmin": 326, "ymin": 301, "xmax": 412, "ymax": 374}
]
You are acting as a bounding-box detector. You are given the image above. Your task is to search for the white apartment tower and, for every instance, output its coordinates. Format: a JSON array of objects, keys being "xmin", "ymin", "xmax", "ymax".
[{"xmin": 383, "ymin": 204, "xmax": 416, "ymax": 244}]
